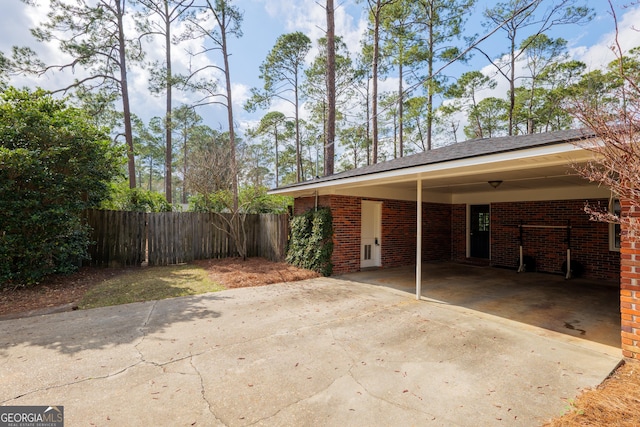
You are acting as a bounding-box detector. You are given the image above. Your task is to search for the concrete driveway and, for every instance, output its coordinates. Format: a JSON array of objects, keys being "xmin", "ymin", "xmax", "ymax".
[{"xmin": 1, "ymin": 277, "xmax": 620, "ymax": 426}]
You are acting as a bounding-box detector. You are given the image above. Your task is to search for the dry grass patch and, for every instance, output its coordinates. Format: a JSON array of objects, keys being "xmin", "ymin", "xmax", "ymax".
[
  {"xmin": 544, "ymin": 359, "xmax": 640, "ymax": 426},
  {"xmin": 79, "ymin": 264, "xmax": 224, "ymax": 309}
]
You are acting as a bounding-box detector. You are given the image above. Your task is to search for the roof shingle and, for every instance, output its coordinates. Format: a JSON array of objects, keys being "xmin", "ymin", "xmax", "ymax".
[{"xmin": 275, "ymin": 128, "xmax": 594, "ymax": 190}]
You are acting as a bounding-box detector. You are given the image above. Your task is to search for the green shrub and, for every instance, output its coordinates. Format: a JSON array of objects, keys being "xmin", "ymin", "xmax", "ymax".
[
  {"xmin": 286, "ymin": 207, "xmax": 333, "ymax": 276},
  {"xmin": 101, "ymin": 182, "xmax": 172, "ymax": 212},
  {"xmin": 188, "ymin": 192, "xmax": 230, "ymax": 213},
  {"xmin": 0, "ymin": 88, "xmax": 121, "ymax": 287},
  {"xmin": 188, "ymin": 186, "xmax": 292, "ymax": 214}
]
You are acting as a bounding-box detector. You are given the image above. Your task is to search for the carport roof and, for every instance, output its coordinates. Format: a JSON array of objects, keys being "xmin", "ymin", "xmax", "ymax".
[{"xmin": 270, "ymin": 128, "xmax": 596, "ymax": 193}]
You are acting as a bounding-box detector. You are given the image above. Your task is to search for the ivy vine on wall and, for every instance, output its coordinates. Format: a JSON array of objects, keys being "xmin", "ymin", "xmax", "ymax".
[{"xmin": 286, "ymin": 207, "xmax": 333, "ymax": 276}]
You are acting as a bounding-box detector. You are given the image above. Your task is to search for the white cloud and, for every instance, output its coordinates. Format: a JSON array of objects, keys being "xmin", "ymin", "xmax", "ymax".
[
  {"xmin": 252, "ymin": 0, "xmax": 367, "ymax": 60},
  {"xmin": 571, "ymin": 5, "xmax": 640, "ymax": 70},
  {"xmin": 232, "ymin": 82, "xmax": 251, "ymax": 108}
]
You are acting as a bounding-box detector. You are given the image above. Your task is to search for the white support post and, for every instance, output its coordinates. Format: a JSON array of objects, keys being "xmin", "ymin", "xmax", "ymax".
[{"xmin": 416, "ymin": 178, "xmax": 422, "ymax": 300}]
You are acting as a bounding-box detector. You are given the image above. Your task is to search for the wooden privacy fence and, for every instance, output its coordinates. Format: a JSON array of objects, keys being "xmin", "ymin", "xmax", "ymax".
[{"xmin": 84, "ymin": 210, "xmax": 289, "ymax": 267}]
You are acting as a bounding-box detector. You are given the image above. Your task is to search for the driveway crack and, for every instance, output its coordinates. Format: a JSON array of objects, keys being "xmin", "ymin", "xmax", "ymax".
[
  {"xmin": 189, "ymin": 356, "xmax": 228, "ymax": 426},
  {"xmin": 346, "ymin": 365, "xmax": 438, "ymax": 420},
  {"xmin": 133, "ymin": 300, "xmax": 158, "ymax": 364},
  {"xmin": 1, "ymin": 360, "xmax": 145, "ymax": 404}
]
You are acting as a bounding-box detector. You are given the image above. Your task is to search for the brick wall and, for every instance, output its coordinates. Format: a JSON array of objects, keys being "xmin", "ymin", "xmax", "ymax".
[
  {"xmin": 620, "ymin": 198, "xmax": 640, "ymax": 359},
  {"xmin": 293, "ymin": 196, "xmax": 619, "ymax": 282},
  {"xmin": 423, "ymin": 203, "xmax": 453, "ymax": 261},
  {"xmin": 293, "ymin": 196, "xmax": 452, "ymax": 274},
  {"xmin": 451, "ymin": 204, "xmax": 467, "ymax": 262},
  {"xmin": 293, "ymin": 196, "xmax": 331, "ymax": 215},
  {"xmin": 491, "ymin": 200, "xmax": 619, "ymax": 282},
  {"xmin": 329, "ymin": 196, "xmax": 362, "ymax": 274},
  {"xmin": 381, "ymin": 199, "xmax": 416, "ymax": 268}
]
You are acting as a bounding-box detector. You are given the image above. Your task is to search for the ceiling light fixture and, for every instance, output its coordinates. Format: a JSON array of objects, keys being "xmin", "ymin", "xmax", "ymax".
[{"xmin": 488, "ymin": 180, "xmax": 503, "ymax": 189}]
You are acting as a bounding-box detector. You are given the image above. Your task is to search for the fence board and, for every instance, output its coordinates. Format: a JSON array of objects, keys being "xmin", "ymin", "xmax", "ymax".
[
  {"xmin": 84, "ymin": 210, "xmax": 146, "ymax": 267},
  {"xmin": 85, "ymin": 210, "xmax": 289, "ymax": 267}
]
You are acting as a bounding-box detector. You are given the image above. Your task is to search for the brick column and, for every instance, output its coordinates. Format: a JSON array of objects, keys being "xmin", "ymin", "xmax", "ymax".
[{"xmin": 620, "ymin": 199, "xmax": 640, "ymax": 359}]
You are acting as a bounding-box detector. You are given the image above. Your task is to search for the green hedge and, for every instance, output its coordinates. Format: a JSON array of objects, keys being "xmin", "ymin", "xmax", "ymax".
[
  {"xmin": 286, "ymin": 207, "xmax": 333, "ymax": 276},
  {"xmin": 0, "ymin": 88, "xmax": 120, "ymax": 287}
]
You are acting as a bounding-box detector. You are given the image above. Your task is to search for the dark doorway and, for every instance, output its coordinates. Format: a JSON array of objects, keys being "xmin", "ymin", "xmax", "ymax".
[{"xmin": 470, "ymin": 205, "xmax": 490, "ymax": 259}]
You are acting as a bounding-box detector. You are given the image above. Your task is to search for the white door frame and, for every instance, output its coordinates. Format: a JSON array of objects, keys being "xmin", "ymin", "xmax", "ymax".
[{"xmin": 361, "ymin": 200, "xmax": 382, "ymax": 268}]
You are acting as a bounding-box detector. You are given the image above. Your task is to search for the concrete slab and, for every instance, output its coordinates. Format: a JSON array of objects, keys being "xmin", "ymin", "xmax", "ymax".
[
  {"xmin": 1, "ymin": 277, "xmax": 621, "ymax": 426},
  {"xmin": 341, "ymin": 262, "xmax": 622, "ymax": 348}
]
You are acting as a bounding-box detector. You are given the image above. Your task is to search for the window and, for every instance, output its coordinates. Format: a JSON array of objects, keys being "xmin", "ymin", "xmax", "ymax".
[
  {"xmin": 610, "ymin": 199, "xmax": 621, "ymax": 251},
  {"xmin": 478, "ymin": 212, "xmax": 490, "ymax": 232}
]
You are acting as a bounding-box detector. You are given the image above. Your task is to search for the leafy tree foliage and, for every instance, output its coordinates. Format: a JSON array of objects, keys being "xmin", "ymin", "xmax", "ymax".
[
  {"xmin": 0, "ymin": 88, "xmax": 121, "ymax": 287},
  {"xmin": 15, "ymin": 0, "xmax": 145, "ymax": 188},
  {"xmin": 101, "ymin": 181, "xmax": 172, "ymax": 212},
  {"xmin": 248, "ymin": 111, "xmax": 294, "ymax": 187},
  {"xmin": 361, "ymin": 0, "xmax": 399, "ymax": 163},
  {"xmin": 413, "ymin": 0, "xmax": 477, "ymax": 150},
  {"xmin": 137, "ymin": 0, "xmax": 195, "ymax": 203},
  {"xmin": 246, "ymin": 32, "xmax": 312, "ymax": 182},
  {"xmin": 188, "ymin": 186, "xmax": 291, "ymax": 214},
  {"xmin": 303, "ymin": 36, "xmax": 356, "ymax": 173},
  {"xmin": 465, "ymin": 97, "xmax": 508, "ymax": 139},
  {"xmin": 479, "ymin": 0, "xmax": 593, "ymax": 135},
  {"xmin": 445, "ymin": 71, "xmax": 497, "ymax": 139},
  {"xmin": 132, "ymin": 116, "xmax": 166, "ymax": 192}
]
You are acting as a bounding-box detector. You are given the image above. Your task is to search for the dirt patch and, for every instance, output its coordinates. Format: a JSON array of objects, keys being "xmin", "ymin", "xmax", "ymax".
[
  {"xmin": 0, "ymin": 268, "xmax": 129, "ymax": 318},
  {"xmin": 0, "ymin": 258, "xmax": 319, "ymax": 318},
  {"xmin": 543, "ymin": 359, "xmax": 640, "ymax": 426}
]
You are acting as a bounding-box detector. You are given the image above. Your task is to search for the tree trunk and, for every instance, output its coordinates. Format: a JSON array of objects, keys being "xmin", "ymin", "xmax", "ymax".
[
  {"xmin": 372, "ymin": 2, "xmax": 381, "ymax": 164},
  {"xmin": 508, "ymin": 35, "xmax": 516, "ymax": 136},
  {"xmin": 426, "ymin": 2, "xmax": 434, "ymax": 151},
  {"xmin": 117, "ymin": 0, "xmax": 136, "ymax": 188},
  {"xmin": 274, "ymin": 127, "xmax": 279, "ymax": 187},
  {"xmin": 164, "ymin": 0, "xmax": 173, "ymax": 203},
  {"xmin": 220, "ymin": 12, "xmax": 243, "ymax": 259},
  {"xmin": 398, "ymin": 60, "xmax": 404, "ymax": 157},
  {"xmin": 324, "ymin": 0, "xmax": 336, "ymax": 176},
  {"xmin": 295, "ymin": 78, "xmax": 302, "ymax": 182}
]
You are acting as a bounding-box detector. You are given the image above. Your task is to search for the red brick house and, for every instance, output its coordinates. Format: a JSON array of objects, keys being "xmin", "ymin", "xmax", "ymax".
[{"xmin": 270, "ymin": 129, "xmax": 640, "ymax": 359}]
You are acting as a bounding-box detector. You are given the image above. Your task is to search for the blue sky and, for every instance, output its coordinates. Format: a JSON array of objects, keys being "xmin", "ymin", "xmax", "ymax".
[{"xmin": 2, "ymin": 0, "xmax": 639, "ymax": 139}]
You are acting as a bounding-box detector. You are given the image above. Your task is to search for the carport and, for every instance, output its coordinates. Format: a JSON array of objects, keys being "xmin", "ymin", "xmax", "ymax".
[
  {"xmin": 271, "ymin": 129, "xmax": 640, "ymax": 359},
  {"xmin": 340, "ymin": 262, "xmax": 621, "ymax": 349}
]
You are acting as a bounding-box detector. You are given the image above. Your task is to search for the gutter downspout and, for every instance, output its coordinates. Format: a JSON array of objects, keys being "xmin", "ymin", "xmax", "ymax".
[
  {"xmin": 416, "ymin": 178, "xmax": 422, "ymax": 300},
  {"xmin": 315, "ymin": 190, "xmax": 318, "ymax": 212}
]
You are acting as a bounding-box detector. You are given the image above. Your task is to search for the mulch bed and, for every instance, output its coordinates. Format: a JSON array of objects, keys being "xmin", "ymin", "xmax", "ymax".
[
  {"xmin": 192, "ymin": 257, "xmax": 320, "ymax": 288},
  {"xmin": 543, "ymin": 359, "xmax": 640, "ymax": 426}
]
